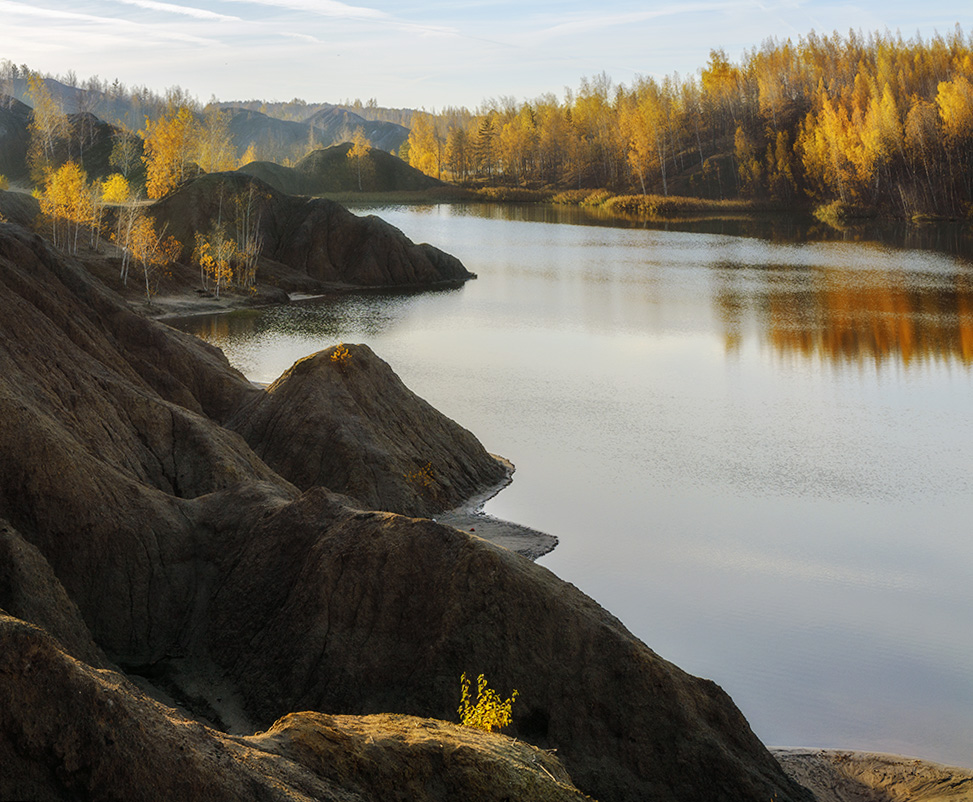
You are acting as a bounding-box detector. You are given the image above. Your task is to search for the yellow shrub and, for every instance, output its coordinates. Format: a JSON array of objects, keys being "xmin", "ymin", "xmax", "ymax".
[
  {"xmin": 330, "ymin": 344, "xmax": 351, "ymax": 365},
  {"xmin": 458, "ymin": 673, "xmax": 518, "ymax": 733}
]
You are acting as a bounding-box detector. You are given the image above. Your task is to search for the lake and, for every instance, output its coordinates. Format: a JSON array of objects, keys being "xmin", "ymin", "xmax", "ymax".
[{"xmin": 174, "ymin": 203, "xmax": 973, "ymax": 766}]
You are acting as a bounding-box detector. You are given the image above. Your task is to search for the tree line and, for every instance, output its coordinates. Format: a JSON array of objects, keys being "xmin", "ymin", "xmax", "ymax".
[{"xmin": 403, "ymin": 27, "xmax": 973, "ymax": 218}]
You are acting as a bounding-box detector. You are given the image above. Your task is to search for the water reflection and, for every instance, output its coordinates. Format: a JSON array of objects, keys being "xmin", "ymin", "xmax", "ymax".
[
  {"xmin": 359, "ymin": 200, "xmax": 973, "ymax": 263},
  {"xmin": 172, "ymin": 288, "xmax": 462, "ymax": 348},
  {"xmin": 176, "ymin": 205, "xmax": 973, "ymax": 764},
  {"xmin": 714, "ymin": 262, "xmax": 973, "ymax": 366}
]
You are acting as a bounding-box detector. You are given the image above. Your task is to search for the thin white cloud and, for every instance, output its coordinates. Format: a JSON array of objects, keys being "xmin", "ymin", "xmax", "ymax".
[
  {"xmin": 218, "ymin": 0, "xmax": 385, "ymax": 20},
  {"xmin": 0, "ymin": 2, "xmax": 222, "ymax": 47},
  {"xmin": 0, "ymin": 1, "xmax": 128, "ymax": 24},
  {"xmin": 280, "ymin": 31, "xmax": 321, "ymax": 42},
  {"xmin": 217, "ymin": 0, "xmax": 458, "ymax": 36},
  {"xmin": 111, "ymin": 0, "xmax": 241, "ymax": 21},
  {"xmin": 535, "ymin": 1, "xmax": 754, "ymax": 39}
]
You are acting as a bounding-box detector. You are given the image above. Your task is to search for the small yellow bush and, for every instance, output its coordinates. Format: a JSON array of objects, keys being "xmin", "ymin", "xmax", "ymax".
[
  {"xmin": 458, "ymin": 673, "xmax": 518, "ymax": 733},
  {"xmin": 330, "ymin": 344, "xmax": 351, "ymax": 365}
]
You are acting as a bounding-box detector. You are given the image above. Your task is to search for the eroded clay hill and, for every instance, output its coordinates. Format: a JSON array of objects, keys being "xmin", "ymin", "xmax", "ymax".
[
  {"xmin": 150, "ymin": 172, "xmax": 468, "ymax": 291},
  {"xmin": 238, "ymin": 142, "xmax": 443, "ymax": 195},
  {"xmin": 0, "ymin": 220, "xmax": 813, "ymax": 802}
]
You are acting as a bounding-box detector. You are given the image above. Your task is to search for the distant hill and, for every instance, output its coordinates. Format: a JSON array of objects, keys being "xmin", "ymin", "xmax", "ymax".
[
  {"xmin": 0, "ymin": 96, "xmax": 31, "ymax": 182},
  {"xmin": 224, "ymin": 108, "xmax": 310, "ymax": 162},
  {"xmin": 2, "ymin": 75, "xmax": 168, "ymax": 132},
  {"xmin": 225, "ymin": 106, "xmax": 408, "ymax": 162},
  {"xmin": 4, "ymin": 73, "xmax": 410, "ymax": 159},
  {"xmin": 0, "ymin": 94, "xmax": 143, "ymax": 186},
  {"xmin": 238, "ymin": 143, "xmax": 441, "ymax": 195},
  {"xmin": 303, "ymin": 107, "xmax": 408, "ymax": 153}
]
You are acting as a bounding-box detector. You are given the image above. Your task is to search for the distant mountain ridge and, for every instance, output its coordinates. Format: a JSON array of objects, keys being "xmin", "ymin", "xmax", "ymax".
[
  {"xmin": 225, "ymin": 106, "xmax": 408, "ymax": 161},
  {"xmin": 0, "ymin": 93, "xmax": 142, "ymax": 186},
  {"xmin": 238, "ymin": 142, "xmax": 441, "ymax": 195},
  {"xmin": 1, "ymin": 73, "xmax": 410, "ymax": 159}
]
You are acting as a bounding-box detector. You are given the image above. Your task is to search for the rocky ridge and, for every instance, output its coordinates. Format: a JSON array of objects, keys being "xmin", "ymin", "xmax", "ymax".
[
  {"xmin": 238, "ymin": 143, "xmax": 442, "ymax": 196},
  {"xmin": 0, "ymin": 219, "xmax": 814, "ymax": 801},
  {"xmin": 149, "ymin": 172, "xmax": 469, "ymax": 293}
]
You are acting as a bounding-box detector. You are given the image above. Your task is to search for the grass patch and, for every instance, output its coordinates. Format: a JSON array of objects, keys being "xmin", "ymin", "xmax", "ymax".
[{"xmin": 812, "ymin": 200, "xmax": 877, "ymax": 227}]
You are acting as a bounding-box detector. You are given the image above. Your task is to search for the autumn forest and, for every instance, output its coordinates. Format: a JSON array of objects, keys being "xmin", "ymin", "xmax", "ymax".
[
  {"xmin": 403, "ymin": 27, "xmax": 973, "ymax": 219},
  {"xmin": 3, "ymin": 25, "xmax": 973, "ymax": 226}
]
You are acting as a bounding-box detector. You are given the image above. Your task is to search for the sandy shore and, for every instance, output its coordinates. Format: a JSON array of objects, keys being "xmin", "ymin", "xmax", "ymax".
[
  {"xmin": 436, "ymin": 456, "xmax": 558, "ymax": 561},
  {"xmin": 773, "ymin": 748, "xmax": 973, "ymax": 802}
]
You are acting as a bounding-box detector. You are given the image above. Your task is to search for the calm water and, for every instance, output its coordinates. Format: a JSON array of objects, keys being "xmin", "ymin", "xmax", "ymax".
[{"xmin": 175, "ymin": 204, "xmax": 973, "ymax": 766}]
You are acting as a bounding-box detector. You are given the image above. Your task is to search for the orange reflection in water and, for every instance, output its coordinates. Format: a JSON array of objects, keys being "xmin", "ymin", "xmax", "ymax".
[{"xmin": 722, "ymin": 267, "xmax": 973, "ymax": 368}]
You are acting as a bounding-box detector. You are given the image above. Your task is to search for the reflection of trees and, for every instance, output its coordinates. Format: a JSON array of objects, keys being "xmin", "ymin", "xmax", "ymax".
[
  {"xmin": 716, "ymin": 265, "xmax": 973, "ymax": 366},
  {"xmin": 174, "ymin": 288, "xmax": 462, "ymax": 348}
]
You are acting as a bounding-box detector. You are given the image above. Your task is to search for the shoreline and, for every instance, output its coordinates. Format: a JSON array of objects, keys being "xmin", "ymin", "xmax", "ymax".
[
  {"xmin": 155, "ymin": 296, "xmax": 561, "ymax": 562},
  {"xmin": 435, "ymin": 455, "xmax": 559, "ymax": 561},
  {"xmin": 772, "ymin": 748, "xmax": 973, "ymax": 802},
  {"xmin": 151, "ymin": 289, "xmax": 560, "ymax": 561}
]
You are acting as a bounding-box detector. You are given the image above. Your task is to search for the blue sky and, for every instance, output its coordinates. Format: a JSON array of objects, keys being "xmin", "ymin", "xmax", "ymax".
[{"xmin": 0, "ymin": 1, "xmax": 968, "ymax": 110}]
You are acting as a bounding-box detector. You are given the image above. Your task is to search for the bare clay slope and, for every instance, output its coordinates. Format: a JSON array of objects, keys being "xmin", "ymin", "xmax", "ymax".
[
  {"xmin": 150, "ymin": 172, "xmax": 471, "ymax": 291},
  {"xmin": 0, "ymin": 221, "xmax": 812, "ymax": 802},
  {"xmin": 227, "ymin": 344, "xmax": 508, "ymax": 517},
  {"xmin": 0, "ymin": 613, "xmax": 590, "ymax": 802}
]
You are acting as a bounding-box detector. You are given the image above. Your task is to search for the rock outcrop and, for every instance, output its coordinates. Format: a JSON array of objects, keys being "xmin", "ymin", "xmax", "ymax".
[
  {"xmin": 774, "ymin": 749, "xmax": 973, "ymax": 802},
  {"xmin": 0, "ymin": 95, "xmax": 31, "ymax": 183},
  {"xmin": 0, "ymin": 97, "xmax": 142, "ymax": 186},
  {"xmin": 238, "ymin": 143, "xmax": 442, "ymax": 195},
  {"xmin": 227, "ymin": 344, "xmax": 508, "ymax": 517},
  {"xmin": 149, "ymin": 172, "xmax": 471, "ymax": 290},
  {"xmin": 0, "ymin": 219, "xmax": 814, "ymax": 802},
  {"xmin": 0, "ymin": 613, "xmax": 590, "ymax": 802},
  {"xmin": 295, "ymin": 143, "xmax": 442, "ymax": 193}
]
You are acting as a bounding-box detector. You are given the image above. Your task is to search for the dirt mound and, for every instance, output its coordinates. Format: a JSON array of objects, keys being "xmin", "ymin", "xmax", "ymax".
[
  {"xmin": 774, "ymin": 749, "xmax": 973, "ymax": 802},
  {"xmin": 0, "ymin": 613, "xmax": 592, "ymax": 801},
  {"xmin": 304, "ymin": 106, "xmax": 409, "ymax": 153},
  {"xmin": 296, "ymin": 143, "xmax": 442, "ymax": 193},
  {"xmin": 252, "ymin": 712, "xmax": 589, "ymax": 801},
  {"xmin": 0, "ymin": 95, "xmax": 31, "ymax": 183},
  {"xmin": 0, "ymin": 219, "xmax": 814, "ymax": 802},
  {"xmin": 227, "ymin": 344, "xmax": 508, "ymax": 517},
  {"xmin": 0, "ymin": 99, "xmax": 141, "ymax": 186},
  {"xmin": 150, "ymin": 172, "xmax": 471, "ymax": 290},
  {"xmin": 237, "ymin": 159, "xmax": 311, "ymax": 195}
]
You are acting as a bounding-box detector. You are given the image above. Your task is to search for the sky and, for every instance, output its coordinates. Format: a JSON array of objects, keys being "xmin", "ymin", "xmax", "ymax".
[{"xmin": 0, "ymin": 1, "xmax": 968, "ymax": 110}]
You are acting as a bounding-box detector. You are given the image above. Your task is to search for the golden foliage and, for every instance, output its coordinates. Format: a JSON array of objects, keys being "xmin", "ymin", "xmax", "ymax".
[
  {"xmin": 143, "ymin": 105, "xmax": 196, "ymax": 199},
  {"xmin": 195, "ymin": 105, "xmax": 237, "ymax": 173},
  {"xmin": 458, "ymin": 674, "xmax": 518, "ymax": 733},
  {"xmin": 100, "ymin": 173, "xmax": 132, "ymax": 204},
  {"xmin": 193, "ymin": 224, "xmax": 237, "ymax": 298},
  {"xmin": 347, "ymin": 128, "xmax": 372, "ymax": 190},
  {"xmin": 330, "ymin": 344, "xmax": 351, "ymax": 365},
  {"xmin": 39, "ymin": 161, "xmax": 94, "ymax": 252},
  {"xmin": 25, "ymin": 71, "xmax": 68, "ymax": 184},
  {"xmin": 404, "ymin": 461, "xmax": 435, "ymax": 490}
]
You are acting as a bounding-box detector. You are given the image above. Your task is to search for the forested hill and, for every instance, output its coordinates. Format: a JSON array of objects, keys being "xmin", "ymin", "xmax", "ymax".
[
  {"xmin": 5, "ymin": 26, "xmax": 972, "ymax": 218},
  {"xmin": 403, "ymin": 28, "xmax": 973, "ymax": 219},
  {"xmin": 0, "ymin": 64, "xmax": 409, "ymax": 163}
]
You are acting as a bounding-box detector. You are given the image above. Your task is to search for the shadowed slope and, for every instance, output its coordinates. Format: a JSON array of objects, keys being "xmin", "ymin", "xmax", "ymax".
[
  {"xmin": 150, "ymin": 172, "xmax": 471, "ymax": 290},
  {"xmin": 0, "ymin": 220, "xmax": 813, "ymax": 802}
]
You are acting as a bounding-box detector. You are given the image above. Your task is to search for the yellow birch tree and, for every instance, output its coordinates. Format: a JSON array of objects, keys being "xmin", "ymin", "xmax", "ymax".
[{"xmin": 143, "ymin": 105, "xmax": 196, "ymax": 199}]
